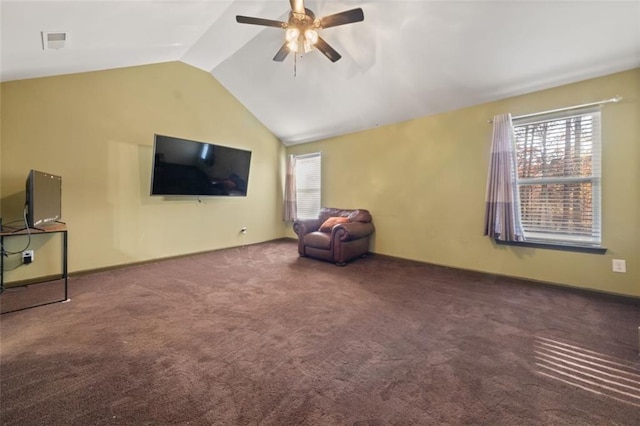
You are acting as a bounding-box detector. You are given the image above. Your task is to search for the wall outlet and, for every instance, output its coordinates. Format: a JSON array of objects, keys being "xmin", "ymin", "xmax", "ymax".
[
  {"xmin": 22, "ymin": 250, "xmax": 34, "ymax": 264},
  {"xmin": 612, "ymin": 259, "xmax": 626, "ymax": 273},
  {"xmin": 240, "ymin": 227, "xmax": 247, "ymax": 234}
]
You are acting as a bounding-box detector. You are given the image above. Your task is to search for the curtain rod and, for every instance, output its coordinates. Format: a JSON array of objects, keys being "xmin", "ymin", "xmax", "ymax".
[
  {"xmin": 292, "ymin": 151, "xmax": 321, "ymax": 159},
  {"xmin": 488, "ymin": 95, "xmax": 622, "ymax": 123}
]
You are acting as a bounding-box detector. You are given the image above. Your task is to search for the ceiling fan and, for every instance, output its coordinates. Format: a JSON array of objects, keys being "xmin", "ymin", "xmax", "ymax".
[{"xmin": 236, "ymin": 0, "xmax": 364, "ymax": 63}]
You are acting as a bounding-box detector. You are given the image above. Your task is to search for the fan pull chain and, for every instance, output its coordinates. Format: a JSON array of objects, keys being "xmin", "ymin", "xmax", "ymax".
[{"xmin": 294, "ymin": 53, "xmax": 297, "ymax": 78}]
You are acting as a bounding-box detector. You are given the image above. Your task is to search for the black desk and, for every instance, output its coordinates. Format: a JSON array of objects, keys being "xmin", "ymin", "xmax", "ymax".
[{"xmin": 0, "ymin": 225, "xmax": 68, "ymax": 314}]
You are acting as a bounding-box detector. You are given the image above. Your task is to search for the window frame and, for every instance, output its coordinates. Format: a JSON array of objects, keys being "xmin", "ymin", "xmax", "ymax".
[
  {"xmin": 294, "ymin": 152, "xmax": 321, "ymax": 220},
  {"xmin": 512, "ymin": 107, "xmax": 603, "ymax": 249}
]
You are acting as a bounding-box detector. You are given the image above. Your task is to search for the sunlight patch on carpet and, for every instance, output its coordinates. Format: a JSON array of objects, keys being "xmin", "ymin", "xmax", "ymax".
[{"xmin": 534, "ymin": 336, "xmax": 640, "ymax": 408}]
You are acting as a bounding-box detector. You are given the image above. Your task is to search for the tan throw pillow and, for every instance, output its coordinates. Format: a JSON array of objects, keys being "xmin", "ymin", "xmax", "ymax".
[{"xmin": 319, "ymin": 216, "xmax": 350, "ymax": 232}]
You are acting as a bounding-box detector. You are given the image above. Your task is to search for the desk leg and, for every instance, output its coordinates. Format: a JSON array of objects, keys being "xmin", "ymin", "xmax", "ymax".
[
  {"xmin": 1, "ymin": 235, "xmax": 4, "ymax": 293},
  {"xmin": 63, "ymin": 231, "xmax": 69, "ymax": 301}
]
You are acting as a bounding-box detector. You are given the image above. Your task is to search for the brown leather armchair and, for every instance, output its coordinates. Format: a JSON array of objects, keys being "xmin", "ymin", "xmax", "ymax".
[{"xmin": 293, "ymin": 208, "xmax": 375, "ymax": 266}]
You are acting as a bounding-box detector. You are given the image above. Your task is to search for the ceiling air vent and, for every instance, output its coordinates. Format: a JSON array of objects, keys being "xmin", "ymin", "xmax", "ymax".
[{"xmin": 41, "ymin": 32, "xmax": 68, "ymax": 50}]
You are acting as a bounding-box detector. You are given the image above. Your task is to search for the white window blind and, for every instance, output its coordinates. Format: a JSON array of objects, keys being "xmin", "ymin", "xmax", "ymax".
[
  {"xmin": 513, "ymin": 108, "xmax": 601, "ymax": 246},
  {"xmin": 295, "ymin": 152, "xmax": 321, "ymax": 220}
]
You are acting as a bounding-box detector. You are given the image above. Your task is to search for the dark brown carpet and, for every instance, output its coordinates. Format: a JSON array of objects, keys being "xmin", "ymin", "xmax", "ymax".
[{"xmin": 1, "ymin": 239, "xmax": 638, "ymax": 425}]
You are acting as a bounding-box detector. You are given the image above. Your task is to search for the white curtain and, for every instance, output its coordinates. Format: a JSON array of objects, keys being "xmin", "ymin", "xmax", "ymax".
[
  {"xmin": 283, "ymin": 154, "xmax": 297, "ymax": 221},
  {"xmin": 483, "ymin": 114, "xmax": 525, "ymax": 241}
]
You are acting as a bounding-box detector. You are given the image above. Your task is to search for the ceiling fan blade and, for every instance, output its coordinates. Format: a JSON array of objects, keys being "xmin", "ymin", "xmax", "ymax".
[
  {"xmin": 236, "ymin": 15, "xmax": 286, "ymax": 28},
  {"xmin": 290, "ymin": 0, "xmax": 305, "ymax": 15},
  {"xmin": 273, "ymin": 43, "xmax": 290, "ymax": 62},
  {"xmin": 315, "ymin": 37, "xmax": 342, "ymax": 62},
  {"xmin": 319, "ymin": 8, "xmax": 364, "ymax": 29}
]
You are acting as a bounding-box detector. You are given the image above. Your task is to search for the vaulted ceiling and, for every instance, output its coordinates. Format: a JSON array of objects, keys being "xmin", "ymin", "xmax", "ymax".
[{"xmin": 2, "ymin": 1, "xmax": 639, "ymax": 145}]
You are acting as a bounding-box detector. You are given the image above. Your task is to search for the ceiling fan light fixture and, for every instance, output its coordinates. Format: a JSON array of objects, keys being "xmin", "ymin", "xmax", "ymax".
[
  {"xmin": 304, "ymin": 29, "xmax": 318, "ymax": 45},
  {"xmin": 287, "ymin": 40, "xmax": 299, "ymax": 52},
  {"xmin": 285, "ymin": 28, "xmax": 300, "ymax": 42},
  {"xmin": 236, "ymin": 1, "xmax": 364, "ymax": 63},
  {"xmin": 303, "ymin": 40, "xmax": 313, "ymax": 53}
]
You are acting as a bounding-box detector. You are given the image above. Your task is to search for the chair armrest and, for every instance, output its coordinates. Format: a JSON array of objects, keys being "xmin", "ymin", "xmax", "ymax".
[
  {"xmin": 333, "ymin": 222, "xmax": 375, "ymax": 242},
  {"xmin": 293, "ymin": 219, "xmax": 322, "ymax": 236}
]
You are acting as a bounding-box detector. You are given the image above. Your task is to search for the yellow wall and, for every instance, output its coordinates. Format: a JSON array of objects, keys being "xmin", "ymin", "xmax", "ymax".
[
  {"xmin": 1, "ymin": 62, "xmax": 286, "ymax": 283},
  {"xmin": 0, "ymin": 82, "xmax": 3, "ymax": 214},
  {"xmin": 3, "ymin": 62, "xmax": 637, "ymax": 297},
  {"xmin": 287, "ymin": 68, "xmax": 640, "ymax": 297}
]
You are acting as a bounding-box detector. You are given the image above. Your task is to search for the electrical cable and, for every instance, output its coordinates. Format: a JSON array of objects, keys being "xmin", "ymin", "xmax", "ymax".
[
  {"xmin": 0, "ymin": 206, "xmax": 33, "ymax": 295},
  {"xmin": 2, "ymin": 262, "xmax": 25, "ymax": 272},
  {"xmin": 1, "ymin": 219, "xmax": 26, "ymax": 227},
  {"xmin": 0, "ymin": 205, "xmax": 32, "ymax": 255}
]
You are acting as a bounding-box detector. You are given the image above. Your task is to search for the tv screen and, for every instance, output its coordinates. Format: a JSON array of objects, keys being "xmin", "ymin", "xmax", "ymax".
[
  {"xmin": 150, "ymin": 134, "xmax": 252, "ymax": 197},
  {"xmin": 26, "ymin": 170, "xmax": 62, "ymax": 228}
]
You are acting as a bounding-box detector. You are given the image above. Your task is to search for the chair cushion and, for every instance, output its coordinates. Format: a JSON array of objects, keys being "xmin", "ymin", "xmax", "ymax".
[
  {"xmin": 347, "ymin": 209, "xmax": 372, "ymax": 223},
  {"xmin": 319, "ymin": 216, "xmax": 350, "ymax": 232},
  {"xmin": 319, "ymin": 208, "xmax": 372, "ymax": 224},
  {"xmin": 303, "ymin": 232, "xmax": 332, "ymax": 250}
]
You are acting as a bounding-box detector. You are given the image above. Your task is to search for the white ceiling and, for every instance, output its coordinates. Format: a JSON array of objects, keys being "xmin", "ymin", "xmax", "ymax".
[{"xmin": 2, "ymin": 1, "xmax": 639, "ymax": 145}]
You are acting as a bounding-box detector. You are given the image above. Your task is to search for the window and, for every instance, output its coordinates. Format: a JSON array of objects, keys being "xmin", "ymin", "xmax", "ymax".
[
  {"xmin": 294, "ymin": 152, "xmax": 321, "ymax": 219},
  {"xmin": 513, "ymin": 108, "xmax": 601, "ymax": 246}
]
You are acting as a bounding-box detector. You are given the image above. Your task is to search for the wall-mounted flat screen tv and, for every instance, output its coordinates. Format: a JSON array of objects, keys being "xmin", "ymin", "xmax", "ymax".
[
  {"xmin": 150, "ymin": 134, "xmax": 252, "ymax": 197},
  {"xmin": 26, "ymin": 169, "xmax": 62, "ymax": 228}
]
